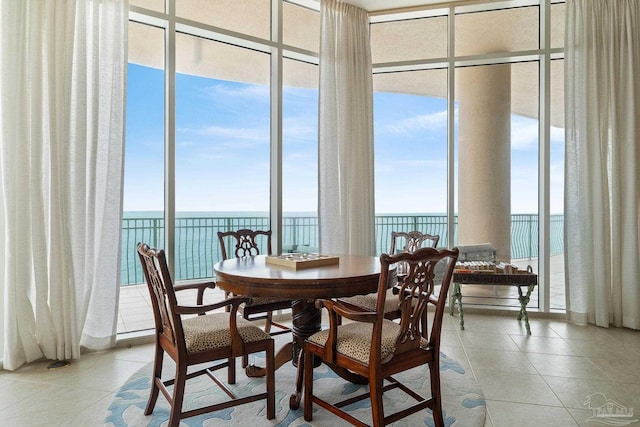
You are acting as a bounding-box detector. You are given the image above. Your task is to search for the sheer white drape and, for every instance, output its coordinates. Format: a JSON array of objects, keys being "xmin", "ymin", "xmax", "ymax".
[
  {"xmin": 0, "ymin": 0, "xmax": 127, "ymax": 370},
  {"xmin": 318, "ymin": 0, "xmax": 375, "ymax": 256},
  {"xmin": 565, "ymin": 0, "xmax": 640, "ymax": 329}
]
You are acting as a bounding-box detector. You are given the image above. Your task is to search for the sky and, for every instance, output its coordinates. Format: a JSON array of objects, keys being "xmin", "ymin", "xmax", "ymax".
[{"xmin": 124, "ymin": 63, "xmax": 565, "ymax": 215}]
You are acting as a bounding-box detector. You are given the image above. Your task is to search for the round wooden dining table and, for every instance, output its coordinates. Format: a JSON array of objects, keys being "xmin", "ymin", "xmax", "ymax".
[{"xmin": 213, "ymin": 254, "xmax": 381, "ymax": 408}]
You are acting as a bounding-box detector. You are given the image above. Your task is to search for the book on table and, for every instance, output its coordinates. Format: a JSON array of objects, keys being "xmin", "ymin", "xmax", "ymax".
[{"xmin": 265, "ymin": 253, "xmax": 339, "ymax": 270}]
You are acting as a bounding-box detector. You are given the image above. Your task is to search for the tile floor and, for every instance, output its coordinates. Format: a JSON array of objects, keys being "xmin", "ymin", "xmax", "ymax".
[{"xmin": 2, "ymin": 311, "xmax": 639, "ymax": 426}]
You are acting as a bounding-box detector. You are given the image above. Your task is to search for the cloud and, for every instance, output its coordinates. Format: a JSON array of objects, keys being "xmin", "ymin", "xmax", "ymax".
[
  {"xmin": 285, "ymin": 152, "xmax": 313, "ymax": 162},
  {"xmin": 375, "ymin": 158, "xmax": 444, "ymax": 175},
  {"xmin": 550, "ymin": 126, "xmax": 564, "ymax": 145},
  {"xmin": 177, "ymin": 140, "xmax": 196, "ymax": 147},
  {"xmin": 202, "ymin": 83, "xmax": 269, "ymax": 99},
  {"xmin": 511, "ymin": 115, "xmax": 539, "ymax": 150},
  {"xmin": 283, "ymin": 117, "xmax": 316, "ymax": 143},
  {"xmin": 195, "ymin": 125, "xmax": 269, "ymax": 143},
  {"xmin": 383, "ymin": 110, "xmax": 448, "ymax": 135}
]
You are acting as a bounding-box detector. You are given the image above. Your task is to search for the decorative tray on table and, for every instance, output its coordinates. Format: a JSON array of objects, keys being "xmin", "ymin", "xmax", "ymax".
[{"xmin": 265, "ymin": 253, "xmax": 339, "ymax": 270}]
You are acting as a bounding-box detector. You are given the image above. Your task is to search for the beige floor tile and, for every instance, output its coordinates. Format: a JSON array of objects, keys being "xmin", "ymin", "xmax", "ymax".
[
  {"xmin": 458, "ymin": 331, "xmax": 520, "ymax": 352},
  {"xmin": 547, "ymin": 322, "xmax": 619, "ymax": 342},
  {"xmin": 510, "ymin": 335, "xmax": 582, "ymax": 356},
  {"xmin": 567, "ymin": 408, "xmax": 600, "ymax": 427},
  {"xmin": 565, "ymin": 336, "xmax": 640, "ymax": 360},
  {"xmin": 605, "ymin": 330, "xmax": 640, "ymax": 355},
  {"xmin": 60, "ymin": 393, "xmax": 115, "ymax": 427},
  {"xmin": 486, "ymin": 400, "xmax": 579, "ymax": 427},
  {"xmin": 465, "ymin": 348, "xmax": 538, "ymax": 374},
  {"xmin": 0, "ymin": 385, "xmax": 110, "ymax": 426},
  {"xmin": 498, "ymin": 319, "xmax": 562, "ymax": 337},
  {"xmin": 474, "ymin": 370, "xmax": 562, "ymax": 406},
  {"xmin": 48, "ymin": 357, "xmax": 148, "ymax": 392},
  {"xmin": 0, "ymin": 378, "xmax": 56, "ymax": 412},
  {"xmin": 483, "ymin": 411, "xmax": 495, "ymax": 427},
  {"xmin": 440, "ymin": 329, "xmax": 463, "ymax": 347},
  {"xmin": 112, "ymin": 343, "xmax": 155, "ymax": 363},
  {"xmin": 450, "ymin": 314, "xmax": 509, "ymax": 334},
  {"xmin": 588, "ymin": 356, "xmax": 640, "ymax": 384},
  {"xmin": 525, "ymin": 353, "xmax": 609, "ymax": 380},
  {"xmin": 543, "ymin": 376, "xmax": 632, "ymax": 410}
]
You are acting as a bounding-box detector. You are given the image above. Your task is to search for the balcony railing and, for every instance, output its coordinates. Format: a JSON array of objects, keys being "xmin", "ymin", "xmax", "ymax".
[{"xmin": 121, "ymin": 213, "xmax": 564, "ymax": 286}]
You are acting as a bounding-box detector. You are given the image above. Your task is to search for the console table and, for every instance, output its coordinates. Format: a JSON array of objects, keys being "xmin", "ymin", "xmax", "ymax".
[{"xmin": 449, "ymin": 269, "xmax": 538, "ymax": 335}]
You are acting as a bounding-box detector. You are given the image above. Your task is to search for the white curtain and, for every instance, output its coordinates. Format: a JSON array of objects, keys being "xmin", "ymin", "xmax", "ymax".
[
  {"xmin": 0, "ymin": 0, "xmax": 127, "ymax": 370},
  {"xmin": 565, "ymin": 0, "xmax": 640, "ymax": 329},
  {"xmin": 318, "ymin": 0, "xmax": 375, "ymax": 256}
]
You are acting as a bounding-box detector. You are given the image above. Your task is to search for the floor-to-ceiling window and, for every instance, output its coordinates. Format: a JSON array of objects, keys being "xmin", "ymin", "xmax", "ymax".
[
  {"xmin": 372, "ymin": 69, "xmax": 450, "ymax": 251},
  {"xmin": 370, "ymin": 0, "xmax": 565, "ymax": 313},
  {"xmin": 370, "ymin": 11, "xmax": 450, "ymax": 253},
  {"xmin": 174, "ymin": 34, "xmax": 272, "ymax": 278},
  {"xmin": 121, "ymin": 0, "xmax": 320, "ymax": 333},
  {"xmin": 282, "ymin": 0, "xmax": 321, "ymax": 253},
  {"xmin": 121, "ymin": 0, "xmax": 564, "ymax": 334},
  {"xmin": 548, "ymin": 1, "xmax": 566, "ymax": 311},
  {"xmin": 121, "ymin": 20, "xmax": 166, "ymax": 333}
]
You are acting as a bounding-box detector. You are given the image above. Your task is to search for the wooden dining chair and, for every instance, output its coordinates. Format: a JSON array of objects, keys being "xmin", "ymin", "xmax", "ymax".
[
  {"xmin": 303, "ymin": 246, "xmax": 459, "ymax": 427},
  {"xmin": 137, "ymin": 243, "xmax": 275, "ymax": 427},
  {"xmin": 217, "ymin": 229, "xmax": 293, "ymax": 366},
  {"xmin": 340, "ymin": 230, "xmax": 440, "ymax": 336}
]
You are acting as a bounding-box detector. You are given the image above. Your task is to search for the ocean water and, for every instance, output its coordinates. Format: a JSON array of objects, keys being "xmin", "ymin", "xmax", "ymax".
[
  {"xmin": 121, "ymin": 211, "xmax": 321, "ymax": 286},
  {"xmin": 121, "ymin": 211, "xmax": 554, "ymax": 287}
]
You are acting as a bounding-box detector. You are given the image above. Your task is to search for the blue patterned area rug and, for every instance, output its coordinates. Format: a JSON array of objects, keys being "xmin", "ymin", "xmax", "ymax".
[{"xmin": 104, "ymin": 349, "xmax": 485, "ymax": 427}]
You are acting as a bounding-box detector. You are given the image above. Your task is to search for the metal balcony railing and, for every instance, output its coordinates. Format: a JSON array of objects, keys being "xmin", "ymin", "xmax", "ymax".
[{"xmin": 121, "ymin": 213, "xmax": 564, "ymax": 286}]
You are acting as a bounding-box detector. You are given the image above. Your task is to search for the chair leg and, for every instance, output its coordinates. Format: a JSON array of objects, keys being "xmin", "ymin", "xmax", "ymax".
[
  {"xmin": 264, "ymin": 310, "xmax": 273, "ymax": 334},
  {"xmin": 240, "ymin": 310, "xmax": 261, "ymax": 368},
  {"xmin": 241, "ymin": 310, "xmax": 251, "ymax": 368},
  {"xmin": 168, "ymin": 364, "xmax": 186, "ymax": 427},
  {"xmin": 303, "ymin": 349, "xmax": 313, "ymax": 421},
  {"xmin": 265, "ymin": 340, "xmax": 276, "ymax": 420},
  {"xmin": 429, "ymin": 361, "xmax": 444, "ymax": 427},
  {"xmin": 228, "ymin": 357, "xmax": 236, "ymax": 384},
  {"xmin": 144, "ymin": 346, "xmax": 164, "ymax": 415},
  {"xmin": 241, "ymin": 353, "xmax": 249, "ymax": 368},
  {"xmin": 369, "ymin": 376, "xmax": 385, "ymax": 427}
]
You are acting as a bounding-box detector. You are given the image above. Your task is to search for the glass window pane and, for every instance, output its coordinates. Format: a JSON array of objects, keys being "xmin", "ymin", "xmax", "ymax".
[
  {"xmin": 283, "ymin": 2, "xmax": 320, "ymax": 52},
  {"xmin": 373, "ymin": 69, "xmax": 449, "ymax": 254},
  {"xmin": 371, "ymin": 16, "xmax": 448, "ymax": 63},
  {"xmin": 122, "ymin": 22, "xmax": 165, "ymax": 332},
  {"xmin": 455, "ymin": 61, "xmax": 540, "ymax": 309},
  {"xmin": 455, "ymin": 6, "xmax": 539, "ymax": 56},
  {"xmin": 175, "ymin": 34, "xmax": 271, "ymax": 280},
  {"xmin": 177, "ymin": 0, "xmax": 270, "ymax": 40},
  {"xmin": 550, "ymin": 59, "xmax": 565, "ymax": 310},
  {"xmin": 283, "ymin": 59, "xmax": 319, "ymax": 253}
]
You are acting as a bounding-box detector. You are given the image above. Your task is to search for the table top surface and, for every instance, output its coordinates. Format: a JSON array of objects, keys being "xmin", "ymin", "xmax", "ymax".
[{"xmin": 213, "ymin": 254, "xmax": 381, "ymax": 299}]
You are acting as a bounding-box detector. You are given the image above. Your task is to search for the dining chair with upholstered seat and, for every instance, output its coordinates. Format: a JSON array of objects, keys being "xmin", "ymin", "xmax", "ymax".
[
  {"xmin": 217, "ymin": 229, "xmax": 293, "ymax": 366},
  {"xmin": 303, "ymin": 246, "xmax": 459, "ymax": 427},
  {"xmin": 391, "ymin": 230, "xmax": 440, "ymax": 253},
  {"xmin": 340, "ymin": 230, "xmax": 440, "ymax": 336},
  {"xmin": 137, "ymin": 243, "xmax": 275, "ymax": 427}
]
